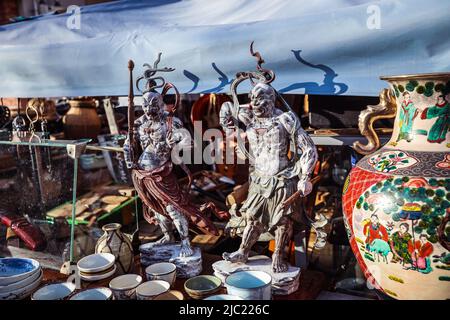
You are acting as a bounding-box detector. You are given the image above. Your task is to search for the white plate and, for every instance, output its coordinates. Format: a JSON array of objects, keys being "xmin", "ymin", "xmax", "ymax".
[
  {"xmin": 0, "ymin": 258, "xmax": 40, "ymax": 286},
  {"xmin": 70, "ymin": 287, "xmax": 113, "ymax": 300},
  {"xmin": 80, "ymin": 264, "xmax": 117, "ymax": 282},
  {"xmin": 0, "ymin": 269, "xmax": 43, "ymax": 300},
  {"xmin": 31, "ymin": 282, "xmax": 76, "ymax": 300},
  {"xmin": 0, "ymin": 266, "xmax": 42, "ymax": 293},
  {"xmin": 77, "ymin": 253, "xmax": 115, "ymax": 274}
]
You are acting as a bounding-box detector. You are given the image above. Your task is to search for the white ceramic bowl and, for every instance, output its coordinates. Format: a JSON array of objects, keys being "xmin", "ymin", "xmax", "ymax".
[
  {"xmin": 80, "ymin": 264, "xmax": 117, "ymax": 282},
  {"xmin": 145, "ymin": 262, "xmax": 177, "ymax": 286},
  {"xmin": 109, "ymin": 274, "xmax": 142, "ymax": 300},
  {"xmin": 70, "ymin": 287, "xmax": 113, "ymax": 300},
  {"xmin": 0, "ymin": 266, "xmax": 42, "ymax": 293},
  {"xmin": 204, "ymin": 294, "xmax": 244, "ymax": 300},
  {"xmin": 31, "ymin": 282, "xmax": 76, "ymax": 300},
  {"xmin": 225, "ymin": 270, "xmax": 272, "ymax": 300},
  {"xmin": 0, "ymin": 258, "xmax": 40, "ymax": 286},
  {"xmin": 77, "ymin": 253, "xmax": 115, "ymax": 274},
  {"xmin": 136, "ymin": 280, "xmax": 170, "ymax": 300},
  {"xmin": 0, "ymin": 269, "xmax": 43, "ymax": 300}
]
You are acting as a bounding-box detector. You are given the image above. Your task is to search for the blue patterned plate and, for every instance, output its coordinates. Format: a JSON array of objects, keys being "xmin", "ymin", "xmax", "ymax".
[{"xmin": 0, "ymin": 258, "xmax": 40, "ymax": 286}]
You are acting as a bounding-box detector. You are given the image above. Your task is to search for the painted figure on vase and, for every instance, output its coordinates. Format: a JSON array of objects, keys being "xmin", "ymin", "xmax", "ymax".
[
  {"xmin": 363, "ymin": 213, "xmax": 389, "ymax": 250},
  {"xmin": 397, "ymin": 92, "xmax": 419, "ymax": 143},
  {"xmin": 410, "ymin": 234, "xmax": 434, "ymax": 273},
  {"xmin": 219, "ymin": 44, "xmax": 318, "ymax": 273},
  {"xmin": 124, "ymin": 57, "xmax": 219, "ymax": 258},
  {"xmin": 421, "ymin": 93, "xmax": 450, "ymax": 144},
  {"xmin": 389, "ymin": 223, "xmax": 413, "ymax": 267}
]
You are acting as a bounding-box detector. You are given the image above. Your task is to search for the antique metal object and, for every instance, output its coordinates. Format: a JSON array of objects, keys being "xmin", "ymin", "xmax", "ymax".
[{"xmin": 219, "ymin": 43, "xmax": 318, "ymax": 273}]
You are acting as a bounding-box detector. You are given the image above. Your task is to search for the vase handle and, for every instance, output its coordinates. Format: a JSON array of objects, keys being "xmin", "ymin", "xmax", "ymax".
[{"xmin": 353, "ymin": 88, "xmax": 397, "ymax": 155}]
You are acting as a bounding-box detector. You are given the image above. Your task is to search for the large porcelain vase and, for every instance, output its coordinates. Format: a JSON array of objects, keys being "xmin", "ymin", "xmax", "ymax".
[{"xmin": 343, "ymin": 73, "xmax": 449, "ymax": 300}]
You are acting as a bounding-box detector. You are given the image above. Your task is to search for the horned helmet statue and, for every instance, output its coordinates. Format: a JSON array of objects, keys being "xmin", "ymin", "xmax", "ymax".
[{"xmin": 136, "ymin": 52, "xmax": 180, "ymax": 116}]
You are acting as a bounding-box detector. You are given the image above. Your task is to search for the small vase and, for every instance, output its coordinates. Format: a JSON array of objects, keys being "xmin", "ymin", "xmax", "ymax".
[
  {"xmin": 343, "ymin": 73, "xmax": 449, "ymax": 300},
  {"xmin": 63, "ymin": 98, "xmax": 101, "ymax": 139},
  {"xmin": 95, "ymin": 223, "xmax": 134, "ymax": 274}
]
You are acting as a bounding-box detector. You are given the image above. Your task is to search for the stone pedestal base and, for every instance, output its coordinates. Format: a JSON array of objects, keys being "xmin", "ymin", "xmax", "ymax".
[
  {"xmin": 139, "ymin": 243, "xmax": 202, "ymax": 278},
  {"xmin": 212, "ymin": 255, "xmax": 300, "ymax": 295}
]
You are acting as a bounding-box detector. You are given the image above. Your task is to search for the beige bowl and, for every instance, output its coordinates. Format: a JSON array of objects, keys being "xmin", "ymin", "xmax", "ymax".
[
  {"xmin": 153, "ymin": 290, "xmax": 184, "ymax": 300},
  {"xmin": 184, "ymin": 275, "xmax": 222, "ymax": 300},
  {"xmin": 136, "ymin": 280, "xmax": 170, "ymax": 300}
]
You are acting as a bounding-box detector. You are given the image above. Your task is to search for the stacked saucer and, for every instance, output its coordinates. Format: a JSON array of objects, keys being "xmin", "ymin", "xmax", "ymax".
[
  {"xmin": 77, "ymin": 253, "xmax": 116, "ymax": 282},
  {"xmin": 0, "ymin": 258, "xmax": 43, "ymax": 300}
]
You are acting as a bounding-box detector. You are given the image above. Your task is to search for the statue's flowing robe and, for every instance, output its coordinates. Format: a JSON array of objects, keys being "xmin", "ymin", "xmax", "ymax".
[{"xmin": 132, "ymin": 161, "xmax": 219, "ymax": 236}]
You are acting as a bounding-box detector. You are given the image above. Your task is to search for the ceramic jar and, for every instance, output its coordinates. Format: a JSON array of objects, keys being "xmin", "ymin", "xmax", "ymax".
[
  {"xmin": 63, "ymin": 98, "xmax": 101, "ymax": 139},
  {"xmin": 343, "ymin": 73, "xmax": 449, "ymax": 300},
  {"xmin": 95, "ymin": 223, "xmax": 134, "ymax": 275}
]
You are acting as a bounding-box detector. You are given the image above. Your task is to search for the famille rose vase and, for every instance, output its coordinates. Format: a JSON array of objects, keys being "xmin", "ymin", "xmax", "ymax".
[{"xmin": 343, "ymin": 73, "xmax": 449, "ymax": 300}]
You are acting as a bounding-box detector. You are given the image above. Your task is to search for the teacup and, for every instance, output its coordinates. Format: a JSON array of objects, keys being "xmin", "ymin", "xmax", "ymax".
[
  {"xmin": 136, "ymin": 280, "xmax": 170, "ymax": 300},
  {"xmin": 109, "ymin": 274, "xmax": 142, "ymax": 300},
  {"xmin": 145, "ymin": 262, "xmax": 176, "ymax": 287}
]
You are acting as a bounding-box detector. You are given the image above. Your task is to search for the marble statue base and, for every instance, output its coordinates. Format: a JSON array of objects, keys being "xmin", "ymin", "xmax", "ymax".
[
  {"xmin": 139, "ymin": 242, "xmax": 202, "ymax": 278},
  {"xmin": 212, "ymin": 255, "xmax": 300, "ymax": 295}
]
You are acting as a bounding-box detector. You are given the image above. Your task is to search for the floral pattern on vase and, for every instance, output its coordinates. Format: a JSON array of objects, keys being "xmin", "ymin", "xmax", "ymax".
[{"xmin": 368, "ymin": 150, "xmax": 418, "ymax": 173}]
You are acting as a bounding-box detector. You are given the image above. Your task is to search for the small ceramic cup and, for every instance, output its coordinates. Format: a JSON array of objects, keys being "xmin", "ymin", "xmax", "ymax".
[
  {"xmin": 145, "ymin": 262, "xmax": 177, "ymax": 287},
  {"xmin": 136, "ymin": 280, "xmax": 170, "ymax": 300},
  {"xmin": 109, "ymin": 274, "xmax": 143, "ymax": 300}
]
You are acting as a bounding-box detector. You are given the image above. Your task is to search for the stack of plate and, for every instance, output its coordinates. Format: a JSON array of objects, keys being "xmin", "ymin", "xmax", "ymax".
[
  {"xmin": 0, "ymin": 258, "xmax": 43, "ymax": 300},
  {"xmin": 77, "ymin": 253, "xmax": 116, "ymax": 282}
]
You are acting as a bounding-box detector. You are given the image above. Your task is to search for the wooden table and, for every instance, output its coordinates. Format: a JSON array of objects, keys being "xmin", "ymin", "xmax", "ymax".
[{"xmin": 41, "ymin": 253, "xmax": 326, "ymax": 300}]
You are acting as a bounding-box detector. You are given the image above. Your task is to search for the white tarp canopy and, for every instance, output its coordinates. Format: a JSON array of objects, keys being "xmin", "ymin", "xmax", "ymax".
[{"xmin": 0, "ymin": 0, "xmax": 449, "ymax": 97}]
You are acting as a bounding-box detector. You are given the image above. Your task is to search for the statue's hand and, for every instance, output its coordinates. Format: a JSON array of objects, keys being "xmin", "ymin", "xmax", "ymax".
[
  {"xmin": 297, "ymin": 180, "xmax": 313, "ymax": 197},
  {"xmin": 166, "ymin": 136, "xmax": 175, "ymax": 148},
  {"xmin": 219, "ymin": 101, "xmax": 235, "ymax": 129}
]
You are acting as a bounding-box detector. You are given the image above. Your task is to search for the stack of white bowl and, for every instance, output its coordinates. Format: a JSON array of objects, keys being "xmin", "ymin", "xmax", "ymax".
[
  {"xmin": 77, "ymin": 253, "xmax": 116, "ymax": 282},
  {"xmin": 0, "ymin": 258, "xmax": 43, "ymax": 300}
]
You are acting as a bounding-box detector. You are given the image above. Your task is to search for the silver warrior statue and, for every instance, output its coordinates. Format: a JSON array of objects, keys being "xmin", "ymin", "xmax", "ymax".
[
  {"xmin": 219, "ymin": 43, "xmax": 318, "ymax": 272},
  {"xmin": 123, "ymin": 55, "xmax": 219, "ymax": 258}
]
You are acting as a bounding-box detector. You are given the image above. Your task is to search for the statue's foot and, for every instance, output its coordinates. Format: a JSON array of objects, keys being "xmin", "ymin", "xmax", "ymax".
[
  {"xmin": 179, "ymin": 240, "xmax": 194, "ymax": 258},
  {"xmin": 272, "ymin": 255, "xmax": 288, "ymax": 273},
  {"xmin": 154, "ymin": 233, "xmax": 174, "ymax": 245},
  {"xmin": 222, "ymin": 250, "xmax": 248, "ymax": 263}
]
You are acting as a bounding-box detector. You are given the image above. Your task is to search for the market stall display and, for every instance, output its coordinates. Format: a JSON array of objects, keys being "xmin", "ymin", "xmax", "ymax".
[{"xmin": 0, "ymin": 1, "xmax": 447, "ymax": 305}]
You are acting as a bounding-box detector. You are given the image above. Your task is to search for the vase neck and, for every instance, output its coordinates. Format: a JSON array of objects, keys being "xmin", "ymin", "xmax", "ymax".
[
  {"xmin": 102, "ymin": 223, "xmax": 122, "ymax": 233},
  {"xmin": 384, "ymin": 77, "xmax": 450, "ymax": 152}
]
